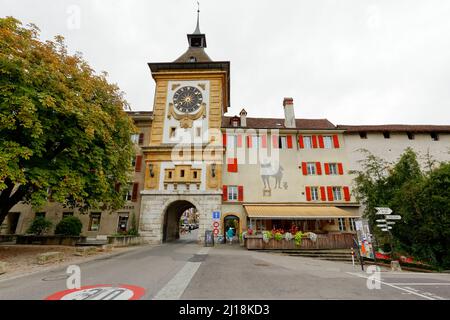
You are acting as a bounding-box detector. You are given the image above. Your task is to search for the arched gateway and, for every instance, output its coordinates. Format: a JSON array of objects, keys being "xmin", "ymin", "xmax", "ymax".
[
  {"xmin": 162, "ymin": 200, "xmax": 196, "ymax": 242},
  {"xmin": 139, "ymin": 193, "xmax": 222, "ymax": 244}
]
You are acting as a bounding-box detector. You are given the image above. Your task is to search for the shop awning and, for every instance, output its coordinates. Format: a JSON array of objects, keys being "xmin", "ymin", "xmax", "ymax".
[{"xmin": 244, "ymin": 205, "xmax": 359, "ymax": 219}]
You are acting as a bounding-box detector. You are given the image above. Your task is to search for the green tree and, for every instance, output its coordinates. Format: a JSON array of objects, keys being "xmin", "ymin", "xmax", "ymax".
[
  {"xmin": 0, "ymin": 17, "xmax": 136, "ymax": 225},
  {"xmin": 352, "ymin": 148, "xmax": 450, "ymax": 269}
]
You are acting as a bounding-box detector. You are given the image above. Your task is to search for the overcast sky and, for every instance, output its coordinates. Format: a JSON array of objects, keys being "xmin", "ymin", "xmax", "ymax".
[{"xmin": 2, "ymin": 0, "xmax": 450, "ymax": 125}]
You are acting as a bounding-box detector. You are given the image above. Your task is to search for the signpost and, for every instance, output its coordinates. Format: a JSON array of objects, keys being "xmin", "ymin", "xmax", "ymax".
[
  {"xmin": 373, "ymin": 207, "xmax": 402, "ymax": 265},
  {"xmin": 375, "ymin": 207, "xmax": 393, "ymax": 215}
]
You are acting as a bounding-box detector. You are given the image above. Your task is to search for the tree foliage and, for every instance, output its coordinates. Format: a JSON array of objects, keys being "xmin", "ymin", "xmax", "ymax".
[
  {"xmin": 352, "ymin": 148, "xmax": 450, "ymax": 269},
  {"xmin": 55, "ymin": 216, "xmax": 83, "ymax": 236},
  {"xmin": 0, "ymin": 17, "xmax": 136, "ymax": 225}
]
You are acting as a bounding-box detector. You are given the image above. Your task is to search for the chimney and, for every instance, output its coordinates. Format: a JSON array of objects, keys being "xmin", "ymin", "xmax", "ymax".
[
  {"xmin": 239, "ymin": 108, "xmax": 247, "ymax": 127},
  {"xmin": 283, "ymin": 98, "xmax": 296, "ymax": 128}
]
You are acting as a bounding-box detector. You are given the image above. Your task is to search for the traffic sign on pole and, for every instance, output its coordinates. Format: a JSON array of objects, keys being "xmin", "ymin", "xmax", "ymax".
[
  {"xmin": 386, "ymin": 221, "xmax": 396, "ymax": 225},
  {"xmin": 375, "ymin": 207, "xmax": 393, "ymax": 215},
  {"xmin": 386, "ymin": 215, "xmax": 401, "ymax": 220},
  {"xmin": 381, "ymin": 228, "xmax": 388, "ymax": 231},
  {"xmin": 376, "ymin": 219, "xmax": 386, "ymax": 223},
  {"xmin": 377, "ymin": 224, "xmax": 387, "ymax": 228}
]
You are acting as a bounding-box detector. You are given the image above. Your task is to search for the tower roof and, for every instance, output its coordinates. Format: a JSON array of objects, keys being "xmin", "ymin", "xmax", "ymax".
[{"xmin": 174, "ymin": 4, "xmax": 211, "ymax": 63}]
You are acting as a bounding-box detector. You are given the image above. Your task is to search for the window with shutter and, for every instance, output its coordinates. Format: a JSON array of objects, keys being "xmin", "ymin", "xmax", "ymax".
[
  {"xmin": 131, "ymin": 183, "xmax": 139, "ymax": 202},
  {"xmin": 320, "ymin": 187, "xmax": 326, "ymax": 201},
  {"xmin": 287, "ymin": 135, "xmax": 293, "ymax": 149},
  {"xmin": 298, "ymin": 135, "xmax": 304, "ymax": 149},
  {"xmin": 318, "ymin": 136, "xmax": 324, "ymax": 148},
  {"xmin": 316, "ymin": 162, "xmax": 322, "ymax": 175},
  {"xmin": 333, "ymin": 135, "xmax": 340, "ymax": 148},
  {"xmin": 135, "ymin": 155, "xmax": 142, "ymax": 172},
  {"xmin": 305, "ymin": 186, "xmax": 312, "ymax": 201},
  {"xmin": 327, "ymin": 187, "xmax": 334, "ymax": 201},
  {"xmin": 238, "ymin": 186, "xmax": 244, "ymax": 202},
  {"xmin": 138, "ymin": 133, "xmax": 144, "ymax": 145},
  {"xmin": 222, "ymin": 185, "xmax": 228, "ymax": 201}
]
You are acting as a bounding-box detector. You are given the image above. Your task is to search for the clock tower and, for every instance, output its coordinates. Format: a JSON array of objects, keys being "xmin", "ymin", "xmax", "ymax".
[{"xmin": 139, "ymin": 9, "xmax": 230, "ymax": 244}]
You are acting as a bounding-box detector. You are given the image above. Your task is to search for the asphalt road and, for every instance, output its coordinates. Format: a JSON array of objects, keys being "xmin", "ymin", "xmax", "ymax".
[{"xmin": 1, "ymin": 230, "xmax": 449, "ymax": 300}]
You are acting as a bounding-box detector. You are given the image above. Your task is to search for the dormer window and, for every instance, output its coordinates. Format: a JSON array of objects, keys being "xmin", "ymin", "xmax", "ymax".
[
  {"xmin": 231, "ymin": 116, "xmax": 240, "ymax": 127},
  {"xmin": 383, "ymin": 132, "xmax": 390, "ymax": 139},
  {"xmin": 431, "ymin": 132, "xmax": 439, "ymax": 141},
  {"xmin": 189, "ymin": 56, "xmax": 197, "ymax": 62}
]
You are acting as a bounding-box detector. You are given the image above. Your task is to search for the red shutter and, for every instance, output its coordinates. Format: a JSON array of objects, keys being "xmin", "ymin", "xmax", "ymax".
[
  {"xmin": 222, "ymin": 133, "xmax": 227, "ymax": 146},
  {"xmin": 316, "ymin": 162, "xmax": 322, "ymax": 175},
  {"xmin": 132, "ymin": 183, "xmax": 139, "ymax": 202},
  {"xmin": 302, "ymin": 162, "xmax": 308, "ymax": 175},
  {"xmin": 287, "ymin": 135, "xmax": 293, "ymax": 149},
  {"xmin": 324, "ymin": 163, "xmax": 330, "ymax": 175},
  {"xmin": 298, "ymin": 135, "xmax": 304, "ymax": 149},
  {"xmin": 138, "ymin": 133, "xmax": 144, "ymax": 145},
  {"xmin": 237, "ymin": 134, "xmax": 243, "ymax": 148},
  {"xmin": 223, "ymin": 185, "xmax": 228, "ymax": 201},
  {"xmin": 338, "ymin": 163, "xmax": 344, "ymax": 175},
  {"xmin": 327, "ymin": 187, "xmax": 334, "ymax": 201},
  {"xmin": 261, "ymin": 135, "xmax": 267, "ymax": 148},
  {"xmin": 238, "ymin": 186, "xmax": 244, "ymax": 202},
  {"xmin": 312, "ymin": 135, "xmax": 318, "ymax": 148},
  {"xmin": 135, "ymin": 155, "xmax": 143, "ymax": 172},
  {"xmin": 227, "ymin": 158, "xmax": 238, "ymax": 173},
  {"xmin": 320, "ymin": 187, "xmax": 326, "ymax": 201},
  {"xmin": 272, "ymin": 135, "xmax": 279, "ymax": 148},
  {"xmin": 247, "ymin": 136, "xmax": 252, "ymax": 148},
  {"xmin": 318, "ymin": 135, "xmax": 324, "ymax": 148},
  {"xmin": 343, "ymin": 186, "xmax": 351, "ymax": 201},
  {"xmin": 305, "ymin": 187, "xmax": 312, "ymax": 201},
  {"xmin": 333, "ymin": 134, "xmax": 340, "ymax": 148}
]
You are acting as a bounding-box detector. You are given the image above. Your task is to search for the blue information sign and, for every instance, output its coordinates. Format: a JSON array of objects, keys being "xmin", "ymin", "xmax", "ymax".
[{"xmin": 212, "ymin": 211, "xmax": 220, "ymax": 220}]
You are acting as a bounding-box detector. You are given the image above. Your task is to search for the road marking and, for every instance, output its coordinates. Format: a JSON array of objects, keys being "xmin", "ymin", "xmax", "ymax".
[
  {"xmin": 389, "ymin": 283, "xmax": 450, "ymax": 286},
  {"xmin": 346, "ymin": 272, "xmax": 436, "ymax": 300},
  {"xmin": 153, "ymin": 247, "xmax": 209, "ymax": 300},
  {"xmin": 153, "ymin": 262, "xmax": 201, "ymax": 300}
]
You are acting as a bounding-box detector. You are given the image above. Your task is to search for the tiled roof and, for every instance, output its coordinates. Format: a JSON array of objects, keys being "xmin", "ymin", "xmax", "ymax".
[
  {"xmin": 337, "ymin": 124, "xmax": 450, "ymax": 133},
  {"xmin": 174, "ymin": 47, "xmax": 212, "ymax": 63},
  {"xmin": 222, "ymin": 116, "xmax": 336, "ymax": 130}
]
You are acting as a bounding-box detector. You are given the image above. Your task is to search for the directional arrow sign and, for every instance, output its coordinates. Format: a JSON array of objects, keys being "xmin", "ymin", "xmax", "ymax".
[
  {"xmin": 387, "ymin": 226, "xmax": 392, "ymax": 230},
  {"xmin": 387, "ymin": 221, "xmax": 396, "ymax": 225},
  {"xmin": 377, "ymin": 225, "xmax": 387, "ymax": 228},
  {"xmin": 381, "ymin": 228, "xmax": 389, "ymax": 231},
  {"xmin": 375, "ymin": 207, "xmax": 393, "ymax": 215},
  {"xmin": 386, "ymin": 215, "xmax": 401, "ymax": 220},
  {"xmin": 376, "ymin": 219, "xmax": 386, "ymax": 223}
]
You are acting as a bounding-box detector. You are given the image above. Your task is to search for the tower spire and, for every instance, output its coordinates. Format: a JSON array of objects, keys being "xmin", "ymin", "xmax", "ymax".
[{"xmin": 194, "ymin": 2, "xmax": 201, "ymax": 34}]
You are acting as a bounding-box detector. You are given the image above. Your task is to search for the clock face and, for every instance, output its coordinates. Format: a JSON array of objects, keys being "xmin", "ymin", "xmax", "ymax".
[{"xmin": 173, "ymin": 86, "xmax": 203, "ymax": 113}]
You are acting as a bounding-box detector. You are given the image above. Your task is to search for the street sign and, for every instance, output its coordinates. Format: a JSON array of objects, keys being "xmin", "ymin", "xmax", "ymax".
[
  {"xmin": 387, "ymin": 221, "xmax": 396, "ymax": 225},
  {"xmin": 375, "ymin": 207, "xmax": 392, "ymax": 215},
  {"xmin": 381, "ymin": 228, "xmax": 389, "ymax": 231},
  {"xmin": 212, "ymin": 211, "xmax": 220, "ymax": 220},
  {"xmin": 386, "ymin": 215, "xmax": 401, "ymax": 220},
  {"xmin": 387, "ymin": 226, "xmax": 392, "ymax": 230},
  {"xmin": 377, "ymin": 224, "xmax": 387, "ymax": 228},
  {"xmin": 376, "ymin": 219, "xmax": 386, "ymax": 223}
]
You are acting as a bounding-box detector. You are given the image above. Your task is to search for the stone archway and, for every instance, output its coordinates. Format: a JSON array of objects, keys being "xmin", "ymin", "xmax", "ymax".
[
  {"xmin": 162, "ymin": 200, "xmax": 196, "ymax": 242},
  {"xmin": 139, "ymin": 191, "xmax": 222, "ymax": 245}
]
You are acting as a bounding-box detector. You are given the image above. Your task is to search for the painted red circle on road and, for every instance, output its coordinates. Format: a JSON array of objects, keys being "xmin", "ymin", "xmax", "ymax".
[
  {"xmin": 213, "ymin": 222, "xmax": 220, "ymax": 228},
  {"xmin": 44, "ymin": 284, "xmax": 145, "ymax": 300}
]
